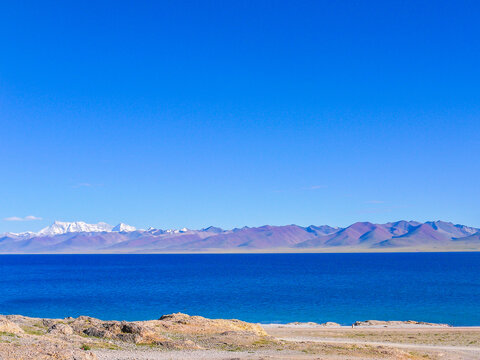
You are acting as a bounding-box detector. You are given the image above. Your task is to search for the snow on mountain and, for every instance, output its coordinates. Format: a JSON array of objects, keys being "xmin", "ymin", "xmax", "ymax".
[
  {"xmin": 112, "ymin": 223, "xmax": 136, "ymax": 232},
  {"xmin": 2, "ymin": 220, "xmax": 480, "ymax": 253},
  {"xmin": 165, "ymin": 228, "xmax": 189, "ymax": 234},
  {"xmin": 37, "ymin": 221, "xmax": 114, "ymax": 236},
  {"xmin": 0, "ymin": 231, "xmax": 36, "ymax": 240}
]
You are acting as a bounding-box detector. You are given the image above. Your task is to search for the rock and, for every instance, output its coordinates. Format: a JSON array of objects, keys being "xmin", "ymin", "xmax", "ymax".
[
  {"xmin": 76, "ymin": 316, "xmax": 97, "ymax": 323},
  {"xmin": 117, "ymin": 333, "xmax": 142, "ymax": 343},
  {"xmin": 80, "ymin": 321, "xmax": 163, "ymax": 344},
  {"xmin": 120, "ymin": 322, "xmax": 146, "ymax": 335},
  {"xmin": 83, "ymin": 326, "xmax": 111, "ymax": 338},
  {"xmin": 102, "ymin": 322, "xmax": 122, "ymax": 333},
  {"xmin": 0, "ymin": 317, "xmax": 24, "ymax": 335},
  {"xmin": 157, "ymin": 312, "xmax": 267, "ymax": 336},
  {"xmin": 42, "ymin": 319, "xmax": 56, "ymax": 328},
  {"xmin": 47, "ymin": 323, "xmax": 74, "ymax": 335},
  {"xmin": 120, "ymin": 322, "xmax": 167, "ymax": 344},
  {"xmin": 353, "ymin": 320, "xmax": 450, "ymax": 327},
  {"xmin": 158, "ymin": 313, "xmax": 178, "ymax": 320},
  {"xmin": 319, "ymin": 322, "xmax": 341, "ymax": 327},
  {"xmin": 0, "ymin": 312, "xmax": 268, "ymax": 356},
  {"xmin": 286, "ymin": 321, "xmax": 341, "ymax": 327}
]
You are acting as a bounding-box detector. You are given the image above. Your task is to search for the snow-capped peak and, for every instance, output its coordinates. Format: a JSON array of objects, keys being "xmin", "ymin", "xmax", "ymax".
[
  {"xmin": 112, "ymin": 223, "xmax": 136, "ymax": 232},
  {"xmin": 1, "ymin": 231, "xmax": 36, "ymax": 240},
  {"xmin": 37, "ymin": 221, "xmax": 113, "ymax": 236},
  {"xmin": 165, "ymin": 227, "xmax": 189, "ymax": 234}
]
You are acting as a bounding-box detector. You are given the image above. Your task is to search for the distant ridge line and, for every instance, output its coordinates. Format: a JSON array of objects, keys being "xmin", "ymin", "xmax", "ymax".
[{"xmin": 1, "ymin": 220, "xmax": 479, "ymax": 253}]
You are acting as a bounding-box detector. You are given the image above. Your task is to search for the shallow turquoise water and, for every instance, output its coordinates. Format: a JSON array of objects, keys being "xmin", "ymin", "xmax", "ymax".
[{"xmin": 0, "ymin": 253, "xmax": 479, "ymax": 325}]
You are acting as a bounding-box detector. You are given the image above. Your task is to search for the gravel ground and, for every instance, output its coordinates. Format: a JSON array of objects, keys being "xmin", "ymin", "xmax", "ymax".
[{"xmin": 94, "ymin": 349, "xmax": 316, "ymax": 360}]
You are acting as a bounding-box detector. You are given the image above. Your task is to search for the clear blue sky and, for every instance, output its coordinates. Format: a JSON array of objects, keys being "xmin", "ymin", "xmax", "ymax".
[{"xmin": 1, "ymin": 1, "xmax": 479, "ymax": 233}]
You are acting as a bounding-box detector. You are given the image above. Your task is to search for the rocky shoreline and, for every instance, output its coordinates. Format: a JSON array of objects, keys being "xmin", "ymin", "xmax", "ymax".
[
  {"xmin": 0, "ymin": 313, "xmax": 467, "ymax": 360},
  {"xmin": 0, "ymin": 313, "xmax": 269, "ymax": 359},
  {"xmin": 283, "ymin": 320, "xmax": 450, "ymax": 328}
]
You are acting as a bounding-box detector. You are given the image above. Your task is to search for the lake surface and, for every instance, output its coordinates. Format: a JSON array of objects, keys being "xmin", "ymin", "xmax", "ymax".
[{"xmin": 0, "ymin": 253, "xmax": 479, "ymax": 325}]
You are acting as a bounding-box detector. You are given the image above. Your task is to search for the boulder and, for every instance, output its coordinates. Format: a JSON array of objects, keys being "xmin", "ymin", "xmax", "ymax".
[
  {"xmin": 42, "ymin": 319, "xmax": 56, "ymax": 328},
  {"xmin": 0, "ymin": 317, "xmax": 24, "ymax": 335},
  {"xmin": 285, "ymin": 321, "xmax": 341, "ymax": 327},
  {"xmin": 121, "ymin": 322, "xmax": 146, "ymax": 335},
  {"xmin": 353, "ymin": 320, "xmax": 450, "ymax": 327},
  {"xmin": 319, "ymin": 322, "xmax": 341, "ymax": 327},
  {"xmin": 116, "ymin": 333, "xmax": 142, "ymax": 343},
  {"xmin": 157, "ymin": 313, "xmax": 267, "ymax": 336},
  {"xmin": 47, "ymin": 323, "xmax": 74, "ymax": 336},
  {"xmin": 83, "ymin": 326, "xmax": 112, "ymax": 338}
]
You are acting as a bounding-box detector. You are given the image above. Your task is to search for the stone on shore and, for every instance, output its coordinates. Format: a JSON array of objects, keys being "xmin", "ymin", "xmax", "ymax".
[
  {"xmin": 47, "ymin": 323, "xmax": 74, "ymax": 336},
  {"xmin": 156, "ymin": 312, "xmax": 267, "ymax": 336},
  {"xmin": 287, "ymin": 321, "xmax": 341, "ymax": 327},
  {"xmin": 353, "ymin": 320, "xmax": 450, "ymax": 327},
  {"xmin": 0, "ymin": 316, "xmax": 24, "ymax": 335}
]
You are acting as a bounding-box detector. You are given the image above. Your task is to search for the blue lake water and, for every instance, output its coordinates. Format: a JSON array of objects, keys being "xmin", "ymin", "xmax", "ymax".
[{"xmin": 0, "ymin": 253, "xmax": 479, "ymax": 325}]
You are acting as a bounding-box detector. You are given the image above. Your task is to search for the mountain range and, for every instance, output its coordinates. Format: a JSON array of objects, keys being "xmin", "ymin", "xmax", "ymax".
[{"xmin": 1, "ymin": 220, "xmax": 479, "ymax": 253}]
